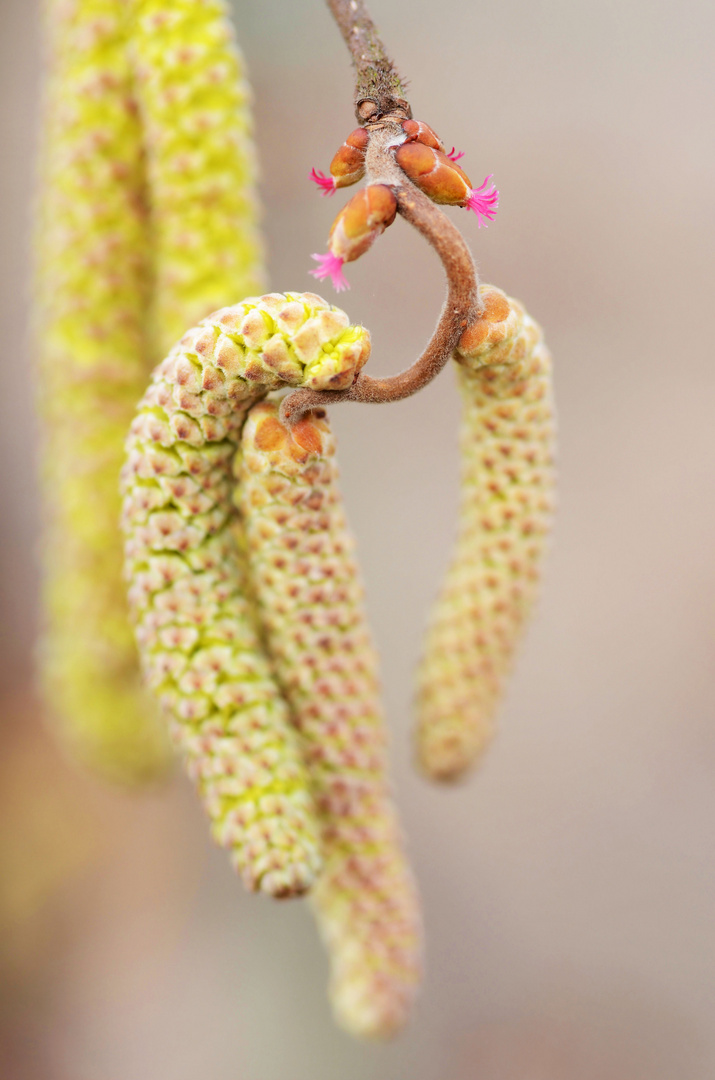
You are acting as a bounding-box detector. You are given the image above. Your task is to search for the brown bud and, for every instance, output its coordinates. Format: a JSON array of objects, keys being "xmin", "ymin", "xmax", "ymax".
[
  {"xmin": 328, "ymin": 184, "xmax": 397, "ymax": 264},
  {"xmin": 356, "ymin": 99, "xmax": 380, "ymax": 123},
  {"xmin": 401, "ymin": 118, "xmax": 445, "ymax": 153},
  {"xmin": 394, "ymin": 142, "xmax": 472, "ymax": 205},
  {"xmin": 330, "ymin": 127, "xmax": 369, "ymax": 188}
]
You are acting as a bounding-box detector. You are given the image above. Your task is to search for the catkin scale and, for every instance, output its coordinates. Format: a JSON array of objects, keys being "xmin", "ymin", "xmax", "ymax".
[
  {"xmin": 237, "ymin": 401, "xmax": 422, "ymax": 1038},
  {"xmin": 416, "ymin": 285, "xmax": 555, "ymax": 781},
  {"xmin": 121, "ymin": 293, "xmax": 371, "ymax": 896},
  {"xmin": 35, "ymin": 0, "xmax": 171, "ymax": 783}
]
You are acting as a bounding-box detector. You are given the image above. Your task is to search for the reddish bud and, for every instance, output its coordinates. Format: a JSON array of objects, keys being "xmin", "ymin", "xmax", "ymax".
[
  {"xmin": 330, "ymin": 127, "xmax": 369, "ymax": 187},
  {"xmin": 394, "ymin": 143, "xmax": 499, "ymax": 225},
  {"xmin": 310, "ymin": 129, "xmax": 370, "ymax": 196},
  {"xmin": 310, "ymin": 184, "xmax": 397, "ymax": 292},
  {"xmin": 401, "ymin": 118, "xmax": 445, "ymax": 153}
]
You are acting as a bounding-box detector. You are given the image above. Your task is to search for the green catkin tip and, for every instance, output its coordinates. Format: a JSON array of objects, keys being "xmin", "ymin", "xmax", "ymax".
[
  {"xmin": 121, "ymin": 293, "xmax": 371, "ymax": 896},
  {"xmin": 415, "ymin": 284, "xmax": 556, "ymax": 781},
  {"xmin": 237, "ymin": 401, "xmax": 422, "ymax": 1036}
]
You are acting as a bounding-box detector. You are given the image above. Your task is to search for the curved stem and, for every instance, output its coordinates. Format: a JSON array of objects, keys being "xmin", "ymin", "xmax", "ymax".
[{"xmin": 280, "ymin": 183, "xmax": 481, "ymax": 425}]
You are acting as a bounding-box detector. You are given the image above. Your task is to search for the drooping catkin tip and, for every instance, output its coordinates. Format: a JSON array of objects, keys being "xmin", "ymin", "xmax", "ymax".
[
  {"xmin": 331, "ymin": 975, "xmax": 416, "ymax": 1040},
  {"xmin": 416, "ymin": 718, "xmax": 494, "ymax": 783}
]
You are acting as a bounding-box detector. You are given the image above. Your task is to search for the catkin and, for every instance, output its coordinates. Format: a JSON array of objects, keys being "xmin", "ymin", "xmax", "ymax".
[
  {"xmin": 416, "ymin": 284, "xmax": 555, "ymax": 781},
  {"xmin": 120, "ymin": 292, "xmax": 371, "ymax": 896},
  {"xmin": 35, "ymin": 0, "xmax": 170, "ymax": 783},
  {"xmin": 237, "ymin": 401, "xmax": 422, "ymax": 1037},
  {"xmin": 127, "ymin": 0, "xmax": 266, "ymax": 353}
]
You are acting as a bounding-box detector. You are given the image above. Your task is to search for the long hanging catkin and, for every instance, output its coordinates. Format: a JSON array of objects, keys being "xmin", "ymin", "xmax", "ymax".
[
  {"xmin": 127, "ymin": 0, "xmax": 266, "ymax": 354},
  {"xmin": 35, "ymin": 0, "xmax": 171, "ymax": 783},
  {"xmin": 416, "ymin": 284, "xmax": 555, "ymax": 781},
  {"xmin": 36, "ymin": 0, "xmax": 267, "ymax": 784},
  {"xmin": 237, "ymin": 401, "xmax": 422, "ymax": 1038},
  {"xmin": 121, "ymin": 292, "xmax": 371, "ymax": 896}
]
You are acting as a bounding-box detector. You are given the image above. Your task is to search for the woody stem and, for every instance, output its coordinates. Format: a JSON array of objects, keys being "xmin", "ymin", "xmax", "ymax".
[{"xmin": 324, "ymin": 0, "xmax": 409, "ymax": 119}]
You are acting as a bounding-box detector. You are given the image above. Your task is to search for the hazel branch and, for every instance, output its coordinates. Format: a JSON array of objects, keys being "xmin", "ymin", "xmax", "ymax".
[{"xmin": 280, "ymin": 0, "xmax": 483, "ymax": 425}]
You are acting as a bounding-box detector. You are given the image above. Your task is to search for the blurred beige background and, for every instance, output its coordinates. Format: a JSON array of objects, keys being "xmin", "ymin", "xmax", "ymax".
[{"xmin": 1, "ymin": 0, "xmax": 714, "ymax": 1077}]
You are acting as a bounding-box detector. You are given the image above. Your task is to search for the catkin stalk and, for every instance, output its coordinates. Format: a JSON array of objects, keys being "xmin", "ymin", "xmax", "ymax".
[
  {"xmin": 35, "ymin": 0, "xmax": 170, "ymax": 783},
  {"xmin": 121, "ymin": 292, "xmax": 371, "ymax": 896},
  {"xmin": 416, "ymin": 284, "xmax": 555, "ymax": 781},
  {"xmin": 127, "ymin": 0, "xmax": 266, "ymax": 354},
  {"xmin": 237, "ymin": 401, "xmax": 422, "ymax": 1037}
]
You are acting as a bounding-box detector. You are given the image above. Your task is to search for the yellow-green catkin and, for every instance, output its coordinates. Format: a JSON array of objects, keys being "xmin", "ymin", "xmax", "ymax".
[
  {"xmin": 120, "ymin": 292, "xmax": 371, "ymax": 896},
  {"xmin": 35, "ymin": 0, "xmax": 171, "ymax": 783},
  {"xmin": 416, "ymin": 284, "xmax": 555, "ymax": 781},
  {"xmin": 237, "ymin": 401, "xmax": 422, "ymax": 1037},
  {"xmin": 127, "ymin": 0, "xmax": 266, "ymax": 354}
]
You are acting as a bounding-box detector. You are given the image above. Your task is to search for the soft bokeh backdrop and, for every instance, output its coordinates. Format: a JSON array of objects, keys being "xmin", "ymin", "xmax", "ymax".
[{"xmin": 1, "ymin": 0, "xmax": 714, "ymax": 1077}]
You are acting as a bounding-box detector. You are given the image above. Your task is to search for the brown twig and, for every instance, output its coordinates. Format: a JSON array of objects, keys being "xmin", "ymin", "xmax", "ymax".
[
  {"xmin": 280, "ymin": 1, "xmax": 481, "ymax": 426},
  {"xmin": 325, "ymin": 0, "xmax": 410, "ymax": 121}
]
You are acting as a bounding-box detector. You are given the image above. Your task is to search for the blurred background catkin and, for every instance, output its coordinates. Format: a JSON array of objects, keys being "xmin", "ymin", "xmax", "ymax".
[{"xmin": 1, "ymin": 0, "xmax": 714, "ymax": 1077}]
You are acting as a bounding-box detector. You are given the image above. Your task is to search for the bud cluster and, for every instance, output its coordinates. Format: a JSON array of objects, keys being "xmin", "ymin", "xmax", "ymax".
[{"xmin": 309, "ymin": 116, "xmax": 499, "ymax": 290}]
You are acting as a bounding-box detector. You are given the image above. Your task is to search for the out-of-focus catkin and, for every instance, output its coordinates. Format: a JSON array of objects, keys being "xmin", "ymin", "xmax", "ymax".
[
  {"xmin": 35, "ymin": 0, "xmax": 171, "ymax": 783},
  {"xmin": 416, "ymin": 284, "xmax": 555, "ymax": 781},
  {"xmin": 121, "ymin": 292, "xmax": 371, "ymax": 896},
  {"xmin": 237, "ymin": 401, "xmax": 422, "ymax": 1038},
  {"xmin": 127, "ymin": 0, "xmax": 265, "ymax": 353}
]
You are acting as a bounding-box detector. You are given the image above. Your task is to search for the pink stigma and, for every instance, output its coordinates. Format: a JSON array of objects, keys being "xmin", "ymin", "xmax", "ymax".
[
  {"xmin": 465, "ymin": 175, "xmax": 499, "ymax": 227},
  {"xmin": 310, "ymin": 167, "xmax": 336, "ymax": 196},
  {"xmin": 310, "ymin": 252, "xmax": 350, "ymax": 292},
  {"xmin": 447, "ymin": 147, "xmax": 465, "ymax": 162}
]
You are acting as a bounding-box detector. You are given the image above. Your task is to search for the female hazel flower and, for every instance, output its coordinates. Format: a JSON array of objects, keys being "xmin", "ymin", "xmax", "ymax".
[
  {"xmin": 415, "ymin": 284, "xmax": 555, "ymax": 781},
  {"xmin": 394, "ymin": 141, "xmax": 498, "ymax": 225},
  {"xmin": 238, "ymin": 401, "xmax": 422, "ymax": 1038},
  {"xmin": 310, "ymin": 119, "xmax": 463, "ymax": 196},
  {"xmin": 310, "ymin": 184, "xmax": 397, "ymax": 291},
  {"xmin": 310, "ymin": 127, "xmax": 369, "ymax": 195}
]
